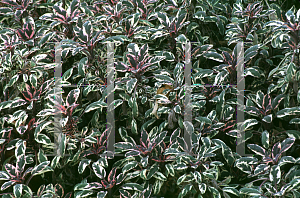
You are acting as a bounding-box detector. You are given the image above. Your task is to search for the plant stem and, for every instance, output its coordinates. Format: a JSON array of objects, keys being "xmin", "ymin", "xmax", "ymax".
[
  {"xmin": 26, "ymin": 174, "xmax": 34, "ymax": 186},
  {"xmin": 0, "ymin": 193, "xmax": 13, "ymax": 196}
]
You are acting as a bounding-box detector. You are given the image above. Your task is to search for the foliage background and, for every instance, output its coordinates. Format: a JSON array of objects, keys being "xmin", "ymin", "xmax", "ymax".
[{"xmin": 1, "ymin": 0, "xmax": 300, "ymax": 197}]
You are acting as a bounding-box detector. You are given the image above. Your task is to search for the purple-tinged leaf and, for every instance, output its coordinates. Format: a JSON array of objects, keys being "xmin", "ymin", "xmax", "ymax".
[
  {"xmin": 5, "ymin": 164, "xmax": 16, "ymax": 178},
  {"xmin": 24, "ymin": 21, "xmax": 35, "ymax": 39},
  {"xmin": 126, "ymin": 53, "xmax": 137, "ymax": 69},
  {"xmin": 89, "ymin": 182, "xmax": 102, "ymax": 190},
  {"xmin": 1, "ymin": 0, "xmax": 19, "ymax": 7},
  {"xmin": 103, "ymin": 5, "xmax": 114, "ymax": 15},
  {"xmin": 22, "ymin": 167, "xmax": 33, "ymax": 179},
  {"xmin": 108, "ymin": 167, "xmax": 117, "ymax": 183},
  {"xmin": 280, "ymin": 138, "xmax": 295, "ymax": 154},
  {"xmin": 54, "ymin": 183, "xmax": 64, "ymax": 197},
  {"xmin": 65, "ymin": 192, "xmax": 73, "ymax": 198},
  {"xmin": 67, "ymin": 0, "xmax": 80, "ymax": 18},
  {"xmin": 53, "ymin": 3, "xmax": 67, "ymax": 21},
  {"xmin": 1, "ymin": 181, "xmax": 15, "ymax": 191},
  {"xmin": 115, "ymin": 61, "xmax": 129, "ymax": 72},
  {"xmin": 37, "ymin": 184, "xmax": 45, "ymax": 197},
  {"xmin": 272, "ymin": 142, "xmax": 281, "ymax": 160},
  {"xmin": 22, "ymin": 0, "xmax": 31, "ymax": 9},
  {"xmin": 262, "ymin": 94, "xmax": 271, "ymax": 112},
  {"xmin": 101, "ymin": 179, "xmax": 110, "ymax": 189},
  {"xmin": 271, "ymin": 94, "xmax": 285, "ymax": 110},
  {"xmin": 16, "ymin": 155, "xmax": 25, "ymax": 175},
  {"xmin": 176, "ymin": 13, "xmax": 187, "ymax": 29},
  {"xmin": 141, "ymin": 129, "xmax": 150, "ymax": 148},
  {"xmin": 192, "ymin": 44, "xmax": 213, "ymax": 57},
  {"xmin": 16, "ymin": 126, "xmax": 27, "ymax": 135},
  {"xmin": 170, "ymin": 128, "xmax": 180, "ymax": 144},
  {"xmin": 222, "ymin": 51, "xmax": 233, "ymax": 65}
]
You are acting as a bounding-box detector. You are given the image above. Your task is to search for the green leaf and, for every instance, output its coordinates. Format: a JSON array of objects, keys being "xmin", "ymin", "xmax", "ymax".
[
  {"xmin": 62, "ymin": 68, "xmax": 73, "ymax": 81},
  {"xmin": 244, "ymin": 45, "xmax": 259, "ymax": 63},
  {"xmin": 183, "ymin": 121, "xmax": 194, "ymax": 134},
  {"xmin": 262, "ymin": 130, "xmax": 269, "ymax": 149},
  {"xmin": 177, "ymin": 174, "xmax": 186, "ymax": 185},
  {"xmin": 107, "ymin": 99, "xmax": 123, "ymax": 112},
  {"xmin": 78, "ymin": 57, "xmax": 88, "ymax": 77},
  {"xmin": 235, "ymin": 157, "xmax": 258, "ymax": 174},
  {"xmin": 195, "ymin": 116, "xmax": 212, "ymax": 125},
  {"xmin": 154, "ymin": 74, "xmax": 174, "ymax": 84},
  {"xmin": 153, "ymin": 171, "xmax": 167, "ymax": 181},
  {"xmin": 262, "ymin": 114, "xmax": 272, "ymax": 123},
  {"xmin": 51, "ymin": 156, "xmax": 61, "ymax": 169},
  {"xmin": 204, "ymin": 52, "xmax": 224, "ymax": 62},
  {"xmin": 92, "ymin": 162, "xmax": 106, "ymax": 179},
  {"xmin": 175, "ymin": 34, "xmax": 188, "ymax": 43},
  {"xmin": 193, "ymin": 11, "xmax": 206, "ymax": 20},
  {"xmin": 222, "ymin": 187, "xmax": 239, "ymax": 196},
  {"xmin": 247, "ymin": 144, "xmax": 266, "ymax": 156},
  {"xmin": 122, "ymin": 161, "xmax": 138, "ymax": 173},
  {"xmin": 31, "ymin": 161, "xmax": 52, "ymax": 175},
  {"xmin": 97, "ymin": 191, "xmax": 107, "ymax": 198},
  {"xmin": 126, "ymin": 78, "xmax": 137, "ymax": 94},
  {"xmin": 165, "ymin": 163, "xmax": 175, "ymax": 177},
  {"xmin": 38, "ymin": 149, "xmax": 48, "ymax": 163},
  {"xmin": 244, "ymin": 68, "xmax": 261, "ymax": 78},
  {"xmin": 122, "ymin": 183, "xmax": 144, "ymax": 191},
  {"xmin": 78, "ymin": 159, "xmax": 91, "ymax": 174},
  {"xmin": 13, "ymin": 184, "xmax": 22, "ymax": 198},
  {"xmin": 270, "ymin": 165, "xmax": 281, "ymax": 185},
  {"xmin": 8, "ymin": 74, "xmax": 19, "ymax": 87},
  {"xmin": 85, "ymin": 100, "xmax": 107, "ymax": 113},
  {"xmin": 286, "ymin": 62, "xmax": 297, "ymax": 82},
  {"xmin": 243, "ymin": 119, "xmax": 259, "ymax": 130},
  {"xmin": 239, "ymin": 187, "xmax": 262, "ymax": 196},
  {"xmin": 131, "ymin": 118, "xmax": 137, "ymax": 135},
  {"xmin": 39, "ymin": 32, "xmax": 55, "ymax": 48}
]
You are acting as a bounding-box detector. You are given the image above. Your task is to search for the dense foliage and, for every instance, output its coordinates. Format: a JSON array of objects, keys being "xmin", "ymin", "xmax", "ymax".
[{"xmin": 1, "ymin": 0, "xmax": 300, "ymax": 197}]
